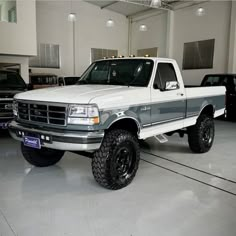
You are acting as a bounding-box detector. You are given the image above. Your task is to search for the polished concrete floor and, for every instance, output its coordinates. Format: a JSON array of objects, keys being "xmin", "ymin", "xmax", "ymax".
[{"xmin": 0, "ymin": 120, "xmax": 236, "ymax": 236}]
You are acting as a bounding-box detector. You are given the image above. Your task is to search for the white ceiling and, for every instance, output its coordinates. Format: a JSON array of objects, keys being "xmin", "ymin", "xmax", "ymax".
[
  {"xmin": 84, "ymin": 0, "xmax": 211, "ymax": 17},
  {"xmin": 84, "ymin": 0, "xmax": 170, "ymax": 17}
]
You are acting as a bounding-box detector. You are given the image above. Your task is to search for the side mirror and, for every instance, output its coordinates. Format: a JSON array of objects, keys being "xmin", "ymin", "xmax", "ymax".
[
  {"xmin": 164, "ymin": 81, "xmax": 179, "ymax": 91},
  {"xmin": 27, "ymin": 83, "xmax": 33, "ymax": 90}
]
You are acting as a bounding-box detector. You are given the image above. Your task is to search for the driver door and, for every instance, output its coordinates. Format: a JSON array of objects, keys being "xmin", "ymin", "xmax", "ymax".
[{"xmin": 151, "ymin": 62, "xmax": 185, "ymax": 125}]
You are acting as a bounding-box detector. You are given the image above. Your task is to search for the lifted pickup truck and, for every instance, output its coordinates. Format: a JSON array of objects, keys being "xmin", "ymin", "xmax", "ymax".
[
  {"xmin": 0, "ymin": 70, "xmax": 27, "ymax": 129},
  {"xmin": 9, "ymin": 58, "xmax": 225, "ymax": 190}
]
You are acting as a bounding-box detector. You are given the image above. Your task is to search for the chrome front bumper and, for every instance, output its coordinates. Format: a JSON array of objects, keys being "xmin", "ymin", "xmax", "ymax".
[{"xmin": 8, "ymin": 121, "xmax": 104, "ymax": 151}]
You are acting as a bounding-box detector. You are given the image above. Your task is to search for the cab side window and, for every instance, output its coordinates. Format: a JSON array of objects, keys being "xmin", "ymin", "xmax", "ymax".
[{"xmin": 154, "ymin": 63, "xmax": 178, "ymax": 90}]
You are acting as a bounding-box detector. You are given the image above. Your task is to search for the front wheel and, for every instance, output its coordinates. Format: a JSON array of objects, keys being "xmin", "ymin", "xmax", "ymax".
[
  {"xmin": 21, "ymin": 143, "xmax": 64, "ymax": 167},
  {"xmin": 188, "ymin": 114, "xmax": 215, "ymax": 153},
  {"xmin": 92, "ymin": 129, "xmax": 140, "ymax": 190}
]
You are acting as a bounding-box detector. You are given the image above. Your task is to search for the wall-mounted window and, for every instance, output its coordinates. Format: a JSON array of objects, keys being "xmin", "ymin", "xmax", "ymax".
[
  {"xmin": 0, "ymin": 0, "xmax": 17, "ymax": 23},
  {"xmin": 182, "ymin": 39, "xmax": 215, "ymax": 70},
  {"xmin": 91, "ymin": 48, "xmax": 118, "ymax": 63},
  {"xmin": 137, "ymin": 47, "xmax": 158, "ymax": 57},
  {"xmin": 29, "ymin": 43, "xmax": 61, "ymax": 69}
]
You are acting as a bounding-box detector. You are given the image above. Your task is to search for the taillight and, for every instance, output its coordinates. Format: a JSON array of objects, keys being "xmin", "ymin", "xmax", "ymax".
[{"xmin": 225, "ymin": 92, "xmax": 227, "ymax": 106}]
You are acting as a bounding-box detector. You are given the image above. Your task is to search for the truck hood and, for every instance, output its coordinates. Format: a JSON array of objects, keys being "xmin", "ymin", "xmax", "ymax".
[{"xmin": 14, "ymin": 85, "xmax": 149, "ymax": 108}]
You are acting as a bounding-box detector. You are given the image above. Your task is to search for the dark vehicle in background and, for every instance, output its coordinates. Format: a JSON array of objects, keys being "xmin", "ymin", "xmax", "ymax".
[
  {"xmin": 0, "ymin": 70, "xmax": 27, "ymax": 129},
  {"xmin": 201, "ymin": 74, "xmax": 236, "ymax": 120},
  {"xmin": 58, "ymin": 76, "xmax": 80, "ymax": 86},
  {"xmin": 30, "ymin": 73, "xmax": 58, "ymax": 89}
]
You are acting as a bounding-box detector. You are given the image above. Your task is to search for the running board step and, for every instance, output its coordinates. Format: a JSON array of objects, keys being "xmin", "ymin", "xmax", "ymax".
[{"xmin": 154, "ymin": 134, "xmax": 168, "ymax": 143}]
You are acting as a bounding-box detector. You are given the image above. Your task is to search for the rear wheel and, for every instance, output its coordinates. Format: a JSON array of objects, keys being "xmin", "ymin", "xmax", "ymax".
[
  {"xmin": 21, "ymin": 143, "xmax": 64, "ymax": 167},
  {"xmin": 92, "ymin": 129, "xmax": 140, "ymax": 190},
  {"xmin": 188, "ymin": 114, "xmax": 215, "ymax": 153}
]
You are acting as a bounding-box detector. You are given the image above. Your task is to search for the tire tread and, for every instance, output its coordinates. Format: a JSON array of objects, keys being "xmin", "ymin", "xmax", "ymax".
[
  {"xmin": 188, "ymin": 114, "xmax": 215, "ymax": 153},
  {"xmin": 92, "ymin": 129, "xmax": 140, "ymax": 190}
]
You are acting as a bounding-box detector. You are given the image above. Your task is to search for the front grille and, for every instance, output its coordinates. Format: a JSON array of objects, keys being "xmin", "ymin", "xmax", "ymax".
[
  {"xmin": 18, "ymin": 102, "xmax": 67, "ymax": 126},
  {"xmin": 0, "ymin": 100, "xmax": 13, "ymax": 117}
]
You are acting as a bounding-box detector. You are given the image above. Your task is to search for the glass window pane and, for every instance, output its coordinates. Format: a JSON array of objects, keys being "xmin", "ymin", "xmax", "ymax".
[
  {"xmin": 91, "ymin": 48, "xmax": 118, "ymax": 62},
  {"xmin": 0, "ymin": 0, "xmax": 16, "ymax": 23},
  {"xmin": 183, "ymin": 39, "xmax": 215, "ymax": 70},
  {"xmin": 29, "ymin": 43, "xmax": 60, "ymax": 69}
]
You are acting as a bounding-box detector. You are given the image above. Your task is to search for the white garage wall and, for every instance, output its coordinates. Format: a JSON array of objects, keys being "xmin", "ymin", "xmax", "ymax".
[
  {"xmin": 131, "ymin": 13, "xmax": 167, "ymax": 57},
  {"xmin": 173, "ymin": 1, "xmax": 231, "ymax": 85},
  {"xmin": 0, "ymin": 0, "xmax": 37, "ymax": 56},
  {"xmin": 34, "ymin": 0, "xmax": 128, "ymax": 76},
  {"xmin": 130, "ymin": 1, "xmax": 231, "ymax": 85}
]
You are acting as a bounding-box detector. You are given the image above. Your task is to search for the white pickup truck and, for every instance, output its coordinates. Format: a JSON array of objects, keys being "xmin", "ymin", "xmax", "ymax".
[{"xmin": 9, "ymin": 58, "xmax": 225, "ymax": 190}]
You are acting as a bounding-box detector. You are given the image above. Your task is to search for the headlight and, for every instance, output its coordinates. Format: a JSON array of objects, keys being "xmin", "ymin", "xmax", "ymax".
[
  {"xmin": 12, "ymin": 101, "xmax": 18, "ymax": 116},
  {"xmin": 68, "ymin": 105, "xmax": 100, "ymax": 125}
]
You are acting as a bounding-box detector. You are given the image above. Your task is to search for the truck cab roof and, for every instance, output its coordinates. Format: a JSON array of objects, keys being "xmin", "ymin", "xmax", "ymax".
[{"xmin": 95, "ymin": 57, "xmax": 176, "ymax": 63}]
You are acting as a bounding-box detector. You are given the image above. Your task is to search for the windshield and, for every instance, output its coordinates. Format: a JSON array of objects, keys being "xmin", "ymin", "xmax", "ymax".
[
  {"xmin": 0, "ymin": 71, "xmax": 26, "ymax": 89},
  {"xmin": 78, "ymin": 59, "xmax": 154, "ymax": 87}
]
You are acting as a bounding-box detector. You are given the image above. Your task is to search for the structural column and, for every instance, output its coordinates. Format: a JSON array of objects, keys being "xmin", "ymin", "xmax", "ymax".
[
  {"xmin": 166, "ymin": 10, "xmax": 174, "ymax": 58},
  {"xmin": 228, "ymin": 0, "xmax": 236, "ymax": 73},
  {"xmin": 20, "ymin": 58, "xmax": 29, "ymax": 83}
]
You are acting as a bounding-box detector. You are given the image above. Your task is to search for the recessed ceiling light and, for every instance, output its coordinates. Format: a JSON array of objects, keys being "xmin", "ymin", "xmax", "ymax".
[
  {"xmin": 68, "ymin": 13, "xmax": 76, "ymax": 22},
  {"xmin": 196, "ymin": 7, "xmax": 206, "ymax": 16},
  {"xmin": 151, "ymin": 0, "xmax": 162, "ymax": 7},
  {"xmin": 106, "ymin": 19, "xmax": 115, "ymax": 27},
  {"xmin": 139, "ymin": 24, "xmax": 148, "ymax": 32}
]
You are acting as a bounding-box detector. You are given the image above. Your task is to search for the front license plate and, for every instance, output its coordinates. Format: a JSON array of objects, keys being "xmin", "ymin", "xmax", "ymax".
[
  {"xmin": 0, "ymin": 123, "xmax": 8, "ymax": 129},
  {"xmin": 23, "ymin": 136, "xmax": 41, "ymax": 149}
]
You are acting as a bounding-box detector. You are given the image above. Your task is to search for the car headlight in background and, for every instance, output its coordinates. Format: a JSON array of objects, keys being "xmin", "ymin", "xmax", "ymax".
[
  {"xmin": 12, "ymin": 100, "xmax": 18, "ymax": 116},
  {"xmin": 68, "ymin": 105, "xmax": 100, "ymax": 125}
]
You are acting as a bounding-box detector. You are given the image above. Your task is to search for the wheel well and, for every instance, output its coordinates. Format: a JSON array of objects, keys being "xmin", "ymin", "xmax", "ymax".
[
  {"xmin": 200, "ymin": 105, "xmax": 214, "ymax": 118},
  {"xmin": 107, "ymin": 118, "xmax": 139, "ymax": 136}
]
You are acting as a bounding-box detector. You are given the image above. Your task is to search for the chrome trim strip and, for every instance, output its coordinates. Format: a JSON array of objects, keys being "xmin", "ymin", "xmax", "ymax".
[
  {"xmin": 187, "ymin": 113, "xmax": 199, "ymax": 118},
  {"xmin": 152, "ymin": 116, "xmax": 184, "ymax": 126},
  {"xmin": 142, "ymin": 117, "xmax": 184, "ymax": 128},
  {"xmin": 143, "ymin": 123, "xmax": 152, "ymax": 127},
  {"xmin": 0, "ymin": 98, "xmax": 13, "ymax": 101},
  {"xmin": 0, "ymin": 117, "xmax": 13, "ymax": 119}
]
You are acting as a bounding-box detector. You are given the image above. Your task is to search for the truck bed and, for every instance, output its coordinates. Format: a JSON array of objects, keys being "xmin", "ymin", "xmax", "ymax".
[{"xmin": 185, "ymin": 86, "xmax": 225, "ymax": 120}]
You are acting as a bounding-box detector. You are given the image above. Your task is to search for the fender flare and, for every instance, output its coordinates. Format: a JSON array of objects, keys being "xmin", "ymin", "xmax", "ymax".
[{"xmin": 107, "ymin": 116, "xmax": 141, "ymax": 135}]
